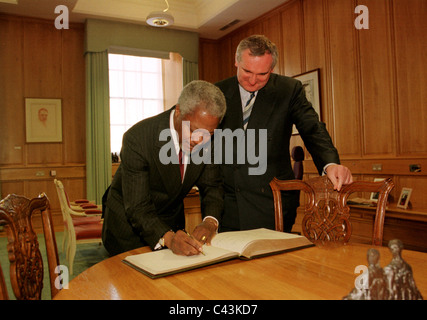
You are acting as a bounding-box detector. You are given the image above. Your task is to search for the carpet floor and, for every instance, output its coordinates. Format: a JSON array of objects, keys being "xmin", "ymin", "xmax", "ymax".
[{"xmin": 0, "ymin": 232, "xmax": 110, "ymax": 300}]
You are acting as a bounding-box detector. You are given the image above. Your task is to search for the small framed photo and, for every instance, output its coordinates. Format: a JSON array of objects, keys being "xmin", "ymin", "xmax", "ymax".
[
  {"xmin": 25, "ymin": 98, "xmax": 62, "ymax": 142},
  {"xmin": 292, "ymin": 69, "xmax": 321, "ymax": 135},
  {"xmin": 370, "ymin": 178, "xmax": 385, "ymax": 202},
  {"xmin": 397, "ymin": 188, "xmax": 412, "ymax": 209}
]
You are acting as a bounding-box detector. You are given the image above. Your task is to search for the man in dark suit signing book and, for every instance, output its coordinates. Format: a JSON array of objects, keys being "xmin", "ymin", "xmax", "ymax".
[{"xmin": 102, "ymin": 80, "xmax": 226, "ymax": 256}]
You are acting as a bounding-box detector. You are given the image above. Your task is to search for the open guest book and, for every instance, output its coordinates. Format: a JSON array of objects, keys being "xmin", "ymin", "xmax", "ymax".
[{"xmin": 122, "ymin": 228, "xmax": 313, "ymax": 279}]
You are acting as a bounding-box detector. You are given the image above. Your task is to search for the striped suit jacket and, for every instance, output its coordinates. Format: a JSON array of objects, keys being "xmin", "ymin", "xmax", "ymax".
[{"xmin": 102, "ymin": 108, "xmax": 223, "ymax": 255}]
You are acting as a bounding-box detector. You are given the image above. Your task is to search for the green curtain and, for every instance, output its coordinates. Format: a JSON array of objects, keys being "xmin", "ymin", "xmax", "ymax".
[
  {"xmin": 85, "ymin": 51, "xmax": 111, "ymax": 204},
  {"xmin": 84, "ymin": 19, "xmax": 199, "ymax": 203},
  {"xmin": 183, "ymin": 59, "xmax": 199, "ymax": 85}
]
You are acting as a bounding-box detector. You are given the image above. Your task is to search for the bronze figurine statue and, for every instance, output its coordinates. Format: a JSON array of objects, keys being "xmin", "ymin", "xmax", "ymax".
[{"xmin": 344, "ymin": 239, "xmax": 423, "ymax": 300}]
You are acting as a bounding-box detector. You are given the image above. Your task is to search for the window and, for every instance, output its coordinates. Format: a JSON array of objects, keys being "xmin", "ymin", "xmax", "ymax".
[{"xmin": 108, "ymin": 54, "xmax": 164, "ymax": 154}]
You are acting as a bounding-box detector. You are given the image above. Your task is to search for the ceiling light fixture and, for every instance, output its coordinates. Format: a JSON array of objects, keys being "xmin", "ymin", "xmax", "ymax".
[{"xmin": 146, "ymin": 0, "xmax": 174, "ymax": 27}]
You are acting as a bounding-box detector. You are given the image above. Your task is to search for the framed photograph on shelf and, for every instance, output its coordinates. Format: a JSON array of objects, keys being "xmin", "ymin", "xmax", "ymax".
[
  {"xmin": 25, "ymin": 98, "xmax": 62, "ymax": 143},
  {"xmin": 292, "ymin": 69, "xmax": 321, "ymax": 135},
  {"xmin": 370, "ymin": 178, "xmax": 385, "ymax": 202},
  {"xmin": 397, "ymin": 187, "xmax": 412, "ymax": 209}
]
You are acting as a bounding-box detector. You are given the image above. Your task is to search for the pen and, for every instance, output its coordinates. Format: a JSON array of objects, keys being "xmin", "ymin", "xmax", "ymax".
[{"xmin": 183, "ymin": 230, "xmax": 206, "ymax": 255}]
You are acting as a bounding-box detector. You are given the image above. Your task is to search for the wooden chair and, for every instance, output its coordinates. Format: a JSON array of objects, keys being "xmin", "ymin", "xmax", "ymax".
[
  {"xmin": 53, "ymin": 179, "xmax": 102, "ymax": 275},
  {"xmin": 53, "ymin": 179, "xmax": 102, "ymax": 225},
  {"xmin": 0, "ymin": 193, "xmax": 62, "ymax": 300},
  {"xmin": 270, "ymin": 176, "xmax": 395, "ymax": 246}
]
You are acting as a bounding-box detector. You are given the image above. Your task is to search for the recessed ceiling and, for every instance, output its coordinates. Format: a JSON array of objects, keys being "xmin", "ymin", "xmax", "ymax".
[{"xmin": 0, "ymin": 0, "xmax": 289, "ymax": 39}]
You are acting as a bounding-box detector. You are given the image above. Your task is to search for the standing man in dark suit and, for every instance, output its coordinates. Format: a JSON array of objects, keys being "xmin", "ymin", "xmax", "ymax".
[
  {"xmin": 216, "ymin": 35, "xmax": 353, "ymax": 232},
  {"xmin": 102, "ymin": 80, "xmax": 226, "ymax": 256}
]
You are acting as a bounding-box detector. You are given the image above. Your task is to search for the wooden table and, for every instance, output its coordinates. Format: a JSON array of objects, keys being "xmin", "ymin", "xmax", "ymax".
[{"xmin": 54, "ymin": 243, "xmax": 427, "ymax": 300}]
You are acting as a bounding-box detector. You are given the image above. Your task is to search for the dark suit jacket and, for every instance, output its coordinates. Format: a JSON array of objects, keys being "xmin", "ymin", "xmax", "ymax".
[
  {"xmin": 102, "ymin": 108, "xmax": 223, "ymax": 255},
  {"xmin": 215, "ymin": 74, "xmax": 340, "ymax": 231}
]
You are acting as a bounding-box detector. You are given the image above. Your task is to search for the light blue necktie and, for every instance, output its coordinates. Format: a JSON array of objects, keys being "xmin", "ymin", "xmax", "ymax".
[{"xmin": 243, "ymin": 92, "xmax": 255, "ymax": 129}]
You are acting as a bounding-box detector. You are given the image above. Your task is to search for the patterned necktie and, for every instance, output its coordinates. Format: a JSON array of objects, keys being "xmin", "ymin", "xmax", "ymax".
[
  {"xmin": 243, "ymin": 92, "xmax": 255, "ymax": 130},
  {"xmin": 179, "ymin": 149, "xmax": 184, "ymax": 181}
]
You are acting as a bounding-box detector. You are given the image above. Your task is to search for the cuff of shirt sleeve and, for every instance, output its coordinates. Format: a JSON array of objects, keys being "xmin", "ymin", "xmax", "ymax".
[
  {"xmin": 322, "ymin": 163, "xmax": 338, "ymax": 175},
  {"xmin": 154, "ymin": 229, "xmax": 173, "ymax": 251}
]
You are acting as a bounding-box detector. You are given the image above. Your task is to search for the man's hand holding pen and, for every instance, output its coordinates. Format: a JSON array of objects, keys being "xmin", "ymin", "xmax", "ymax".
[
  {"xmin": 163, "ymin": 217, "xmax": 218, "ymax": 256},
  {"xmin": 163, "ymin": 230, "xmax": 203, "ymax": 256}
]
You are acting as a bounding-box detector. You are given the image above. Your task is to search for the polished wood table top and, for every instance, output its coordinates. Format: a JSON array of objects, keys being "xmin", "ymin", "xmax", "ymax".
[{"xmin": 54, "ymin": 243, "xmax": 427, "ymax": 300}]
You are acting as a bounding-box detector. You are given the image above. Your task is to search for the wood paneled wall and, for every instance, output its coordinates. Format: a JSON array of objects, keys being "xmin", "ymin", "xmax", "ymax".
[
  {"xmin": 0, "ymin": 14, "xmax": 87, "ymax": 214},
  {"xmin": 0, "ymin": 0, "xmax": 426, "ymax": 221},
  {"xmin": 199, "ymin": 0, "xmax": 427, "ymax": 212}
]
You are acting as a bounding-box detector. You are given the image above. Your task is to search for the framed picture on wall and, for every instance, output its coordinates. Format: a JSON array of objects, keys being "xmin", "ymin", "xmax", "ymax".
[
  {"xmin": 292, "ymin": 69, "xmax": 321, "ymax": 135},
  {"xmin": 25, "ymin": 98, "xmax": 62, "ymax": 143},
  {"xmin": 397, "ymin": 187, "xmax": 413, "ymax": 209}
]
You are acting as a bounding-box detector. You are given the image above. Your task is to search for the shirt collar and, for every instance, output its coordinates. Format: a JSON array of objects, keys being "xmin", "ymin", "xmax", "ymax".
[{"xmin": 169, "ymin": 109, "xmax": 180, "ymax": 155}]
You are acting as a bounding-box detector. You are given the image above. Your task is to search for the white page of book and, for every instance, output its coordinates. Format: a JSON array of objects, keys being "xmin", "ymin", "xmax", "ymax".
[
  {"xmin": 124, "ymin": 245, "xmax": 236, "ymax": 275},
  {"xmin": 211, "ymin": 228, "xmax": 303, "ymax": 255}
]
